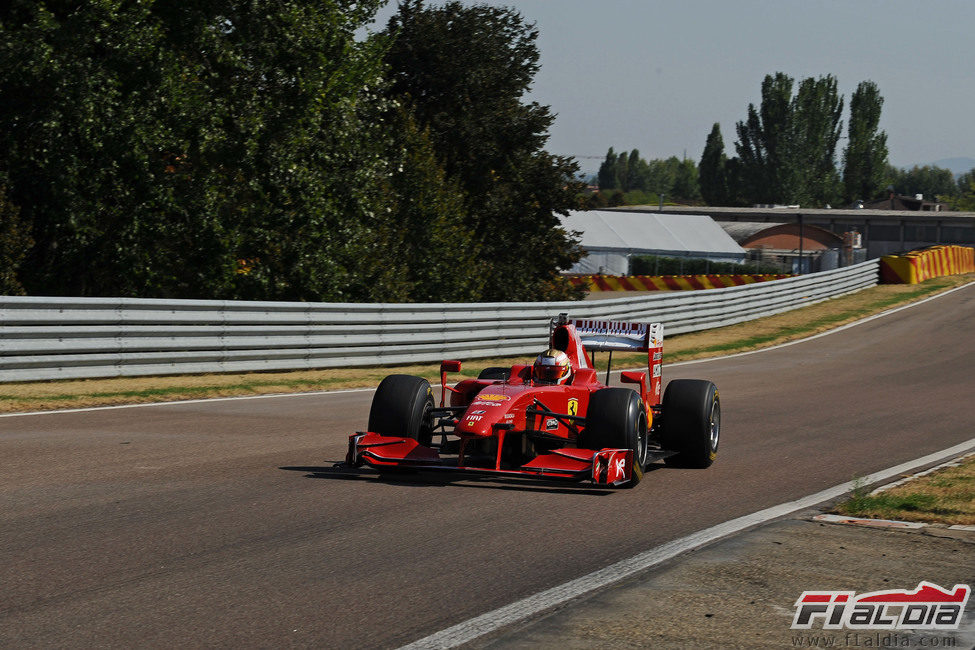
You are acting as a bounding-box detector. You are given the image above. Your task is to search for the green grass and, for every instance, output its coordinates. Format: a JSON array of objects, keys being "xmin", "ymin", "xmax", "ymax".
[{"xmin": 832, "ymin": 456, "xmax": 975, "ymax": 525}]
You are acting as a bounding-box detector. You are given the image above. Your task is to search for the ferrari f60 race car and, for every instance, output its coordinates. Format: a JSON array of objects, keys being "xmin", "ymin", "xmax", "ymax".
[{"xmin": 345, "ymin": 314, "xmax": 719, "ymax": 488}]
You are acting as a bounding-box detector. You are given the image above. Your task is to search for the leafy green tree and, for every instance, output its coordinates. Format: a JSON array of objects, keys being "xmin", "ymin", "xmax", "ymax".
[
  {"xmin": 735, "ymin": 72, "xmax": 795, "ymax": 204},
  {"xmin": 0, "ymin": 1, "xmax": 400, "ymax": 301},
  {"xmin": 887, "ymin": 165, "xmax": 957, "ymax": 201},
  {"xmin": 735, "ymin": 72, "xmax": 844, "ymax": 206},
  {"xmin": 951, "ymin": 170, "xmax": 975, "ymax": 211},
  {"xmin": 616, "ymin": 150, "xmax": 630, "ymax": 191},
  {"xmin": 383, "ymin": 109, "xmax": 484, "ymax": 301},
  {"xmin": 699, "ymin": 123, "xmax": 729, "ymax": 205},
  {"xmin": 843, "ymin": 81, "xmax": 889, "ymax": 203},
  {"xmin": 0, "ymin": 181, "xmax": 31, "ymax": 295},
  {"xmin": 383, "ymin": 0, "xmax": 583, "ymax": 301},
  {"xmin": 643, "ymin": 158, "xmax": 675, "ymax": 197},
  {"xmin": 626, "ymin": 150, "xmax": 644, "ymax": 191},
  {"xmin": 597, "ymin": 148, "xmax": 619, "ymax": 190},
  {"xmin": 627, "ymin": 150, "xmax": 651, "ymax": 193},
  {"xmin": 789, "ymin": 75, "xmax": 843, "ymax": 206},
  {"xmin": 723, "ymin": 157, "xmax": 747, "ymax": 206},
  {"xmin": 672, "ymin": 158, "xmax": 701, "ymax": 201}
]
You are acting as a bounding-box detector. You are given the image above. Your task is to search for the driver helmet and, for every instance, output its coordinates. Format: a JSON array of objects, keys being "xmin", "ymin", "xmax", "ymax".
[{"xmin": 533, "ymin": 348, "xmax": 571, "ymax": 385}]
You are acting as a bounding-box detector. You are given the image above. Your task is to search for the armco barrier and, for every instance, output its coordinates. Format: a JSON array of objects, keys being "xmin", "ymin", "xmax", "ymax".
[
  {"xmin": 569, "ymin": 274, "xmax": 791, "ymax": 292},
  {"xmin": 0, "ymin": 260, "xmax": 879, "ymax": 382},
  {"xmin": 880, "ymin": 245, "xmax": 975, "ymax": 284}
]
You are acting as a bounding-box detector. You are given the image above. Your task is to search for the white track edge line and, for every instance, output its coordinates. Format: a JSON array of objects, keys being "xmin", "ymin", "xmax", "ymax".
[
  {"xmin": 398, "ymin": 437, "xmax": 975, "ymax": 650},
  {"xmin": 4, "ymin": 280, "xmax": 973, "ymax": 419}
]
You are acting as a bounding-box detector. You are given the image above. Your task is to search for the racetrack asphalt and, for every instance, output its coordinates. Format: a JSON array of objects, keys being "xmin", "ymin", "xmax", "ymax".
[{"xmin": 1, "ymin": 283, "xmax": 974, "ymax": 648}]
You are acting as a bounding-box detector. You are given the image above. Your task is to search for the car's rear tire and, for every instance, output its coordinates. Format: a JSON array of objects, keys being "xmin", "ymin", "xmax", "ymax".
[
  {"xmin": 661, "ymin": 379, "xmax": 719, "ymax": 468},
  {"xmin": 583, "ymin": 388, "xmax": 648, "ymax": 487},
  {"xmin": 368, "ymin": 375, "xmax": 435, "ymax": 446},
  {"xmin": 477, "ymin": 367, "xmax": 510, "ymax": 381}
]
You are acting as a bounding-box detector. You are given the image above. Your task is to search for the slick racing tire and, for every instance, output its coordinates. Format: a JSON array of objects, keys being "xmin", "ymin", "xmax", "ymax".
[
  {"xmin": 583, "ymin": 388, "xmax": 649, "ymax": 487},
  {"xmin": 661, "ymin": 379, "xmax": 720, "ymax": 468},
  {"xmin": 368, "ymin": 375, "xmax": 435, "ymax": 447},
  {"xmin": 477, "ymin": 367, "xmax": 511, "ymax": 381}
]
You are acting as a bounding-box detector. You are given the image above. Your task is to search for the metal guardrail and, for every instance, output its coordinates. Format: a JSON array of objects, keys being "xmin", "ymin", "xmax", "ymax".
[{"xmin": 0, "ymin": 260, "xmax": 879, "ymax": 382}]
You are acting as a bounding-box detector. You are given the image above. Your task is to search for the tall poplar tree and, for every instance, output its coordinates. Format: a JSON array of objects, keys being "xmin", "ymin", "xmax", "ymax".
[
  {"xmin": 790, "ymin": 74, "xmax": 843, "ymax": 207},
  {"xmin": 597, "ymin": 148, "xmax": 619, "ymax": 190},
  {"xmin": 735, "ymin": 72, "xmax": 794, "ymax": 204},
  {"xmin": 699, "ymin": 123, "xmax": 728, "ymax": 205},
  {"xmin": 735, "ymin": 72, "xmax": 843, "ymax": 207},
  {"xmin": 842, "ymin": 81, "xmax": 889, "ymax": 203}
]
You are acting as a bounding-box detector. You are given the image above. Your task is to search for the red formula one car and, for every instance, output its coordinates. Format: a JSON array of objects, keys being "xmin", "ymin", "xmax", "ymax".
[{"xmin": 345, "ymin": 314, "xmax": 719, "ymax": 487}]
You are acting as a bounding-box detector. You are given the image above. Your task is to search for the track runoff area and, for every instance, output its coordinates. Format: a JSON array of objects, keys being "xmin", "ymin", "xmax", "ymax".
[{"xmin": 400, "ymin": 282, "xmax": 975, "ymax": 650}]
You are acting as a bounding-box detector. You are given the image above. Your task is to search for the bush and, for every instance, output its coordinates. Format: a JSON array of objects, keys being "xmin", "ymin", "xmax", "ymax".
[{"xmin": 628, "ymin": 255, "xmax": 784, "ymax": 276}]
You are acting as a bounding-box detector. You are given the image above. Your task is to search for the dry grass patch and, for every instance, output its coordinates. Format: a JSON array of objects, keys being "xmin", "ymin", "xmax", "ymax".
[
  {"xmin": 831, "ymin": 455, "xmax": 975, "ymax": 525},
  {"xmin": 1, "ymin": 274, "xmax": 972, "ymax": 413}
]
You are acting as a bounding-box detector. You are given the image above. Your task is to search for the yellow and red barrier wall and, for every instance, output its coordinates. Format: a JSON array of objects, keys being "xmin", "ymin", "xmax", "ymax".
[
  {"xmin": 880, "ymin": 245, "xmax": 975, "ymax": 284},
  {"xmin": 569, "ymin": 274, "xmax": 791, "ymax": 292}
]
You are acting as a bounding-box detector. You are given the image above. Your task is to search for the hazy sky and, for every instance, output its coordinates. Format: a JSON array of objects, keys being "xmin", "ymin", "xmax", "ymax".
[{"xmin": 368, "ymin": 0, "xmax": 974, "ymax": 173}]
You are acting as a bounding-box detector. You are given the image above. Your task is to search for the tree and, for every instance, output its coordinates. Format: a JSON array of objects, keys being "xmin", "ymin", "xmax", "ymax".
[
  {"xmin": 383, "ymin": 1, "xmax": 583, "ymax": 301},
  {"xmin": 672, "ymin": 158, "xmax": 701, "ymax": 201},
  {"xmin": 597, "ymin": 148, "xmax": 619, "ymax": 190},
  {"xmin": 843, "ymin": 81, "xmax": 889, "ymax": 203},
  {"xmin": 952, "ymin": 169, "xmax": 975, "ymax": 211},
  {"xmin": 382, "ymin": 108, "xmax": 484, "ymax": 302},
  {"xmin": 627, "ymin": 150, "xmax": 651, "ymax": 193},
  {"xmin": 699, "ymin": 123, "xmax": 729, "ymax": 205},
  {"xmin": 0, "ymin": 0, "xmax": 396, "ymax": 301},
  {"xmin": 789, "ymin": 75, "xmax": 843, "ymax": 207},
  {"xmin": 0, "ymin": 181, "xmax": 31, "ymax": 295},
  {"xmin": 646, "ymin": 157, "xmax": 678, "ymax": 197},
  {"xmin": 735, "ymin": 72, "xmax": 794, "ymax": 204},
  {"xmin": 735, "ymin": 72, "xmax": 844, "ymax": 207},
  {"xmin": 887, "ymin": 165, "xmax": 957, "ymax": 200}
]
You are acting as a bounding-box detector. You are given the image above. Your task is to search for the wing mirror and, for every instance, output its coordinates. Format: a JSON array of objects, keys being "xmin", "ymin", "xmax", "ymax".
[
  {"xmin": 439, "ymin": 360, "xmax": 463, "ymax": 406},
  {"xmin": 440, "ymin": 360, "xmax": 462, "ymax": 373}
]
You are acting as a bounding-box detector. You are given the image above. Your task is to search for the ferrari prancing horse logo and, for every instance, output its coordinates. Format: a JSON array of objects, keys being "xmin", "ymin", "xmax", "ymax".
[{"xmin": 567, "ymin": 398, "xmax": 579, "ymax": 417}]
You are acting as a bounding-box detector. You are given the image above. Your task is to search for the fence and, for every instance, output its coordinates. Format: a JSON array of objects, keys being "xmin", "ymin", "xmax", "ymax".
[{"xmin": 0, "ymin": 260, "xmax": 879, "ymax": 383}]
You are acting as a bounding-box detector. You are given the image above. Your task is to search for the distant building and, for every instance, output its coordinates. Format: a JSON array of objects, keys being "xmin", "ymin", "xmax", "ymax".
[
  {"xmin": 861, "ymin": 192, "xmax": 946, "ymax": 212},
  {"xmin": 559, "ymin": 210, "xmax": 744, "ymax": 275},
  {"xmin": 614, "ymin": 206, "xmax": 975, "ymax": 260},
  {"xmin": 718, "ymin": 222, "xmax": 855, "ymax": 273}
]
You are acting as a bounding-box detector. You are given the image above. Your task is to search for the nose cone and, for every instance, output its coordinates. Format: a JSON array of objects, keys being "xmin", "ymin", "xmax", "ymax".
[{"xmin": 456, "ymin": 412, "xmax": 494, "ymax": 437}]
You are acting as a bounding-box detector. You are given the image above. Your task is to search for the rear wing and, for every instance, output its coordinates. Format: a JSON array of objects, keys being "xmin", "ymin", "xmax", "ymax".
[
  {"xmin": 569, "ymin": 318, "xmax": 663, "ymax": 353},
  {"xmin": 551, "ymin": 314, "xmax": 664, "ymax": 404}
]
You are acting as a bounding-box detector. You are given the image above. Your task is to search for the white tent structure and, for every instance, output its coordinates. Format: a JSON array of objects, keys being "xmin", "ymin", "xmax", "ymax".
[{"xmin": 560, "ymin": 210, "xmax": 746, "ymax": 275}]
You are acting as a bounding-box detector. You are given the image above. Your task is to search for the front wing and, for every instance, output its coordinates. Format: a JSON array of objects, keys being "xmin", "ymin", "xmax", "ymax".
[{"xmin": 345, "ymin": 432, "xmax": 637, "ymax": 487}]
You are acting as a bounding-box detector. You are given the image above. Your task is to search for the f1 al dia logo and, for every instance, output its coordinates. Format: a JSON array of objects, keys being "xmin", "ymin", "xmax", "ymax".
[{"xmin": 791, "ymin": 581, "xmax": 970, "ymax": 630}]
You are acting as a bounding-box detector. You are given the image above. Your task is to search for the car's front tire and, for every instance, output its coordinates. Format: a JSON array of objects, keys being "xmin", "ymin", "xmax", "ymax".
[
  {"xmin": 368, "ymin": 375, "xmax": 435, "ymax": 446},
  {"xmin": 583, "ymin": 387, "xmax": 648, "ymax": 486}
]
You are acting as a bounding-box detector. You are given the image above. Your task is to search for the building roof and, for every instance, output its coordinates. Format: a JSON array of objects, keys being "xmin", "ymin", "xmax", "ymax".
[
  {"xmin": 718, "ymin": 221, "xmax": 787, "ymax": 243},
  {"xmin": 560, "ymin": 210, "xmax": 745, "ymax": 259}
]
